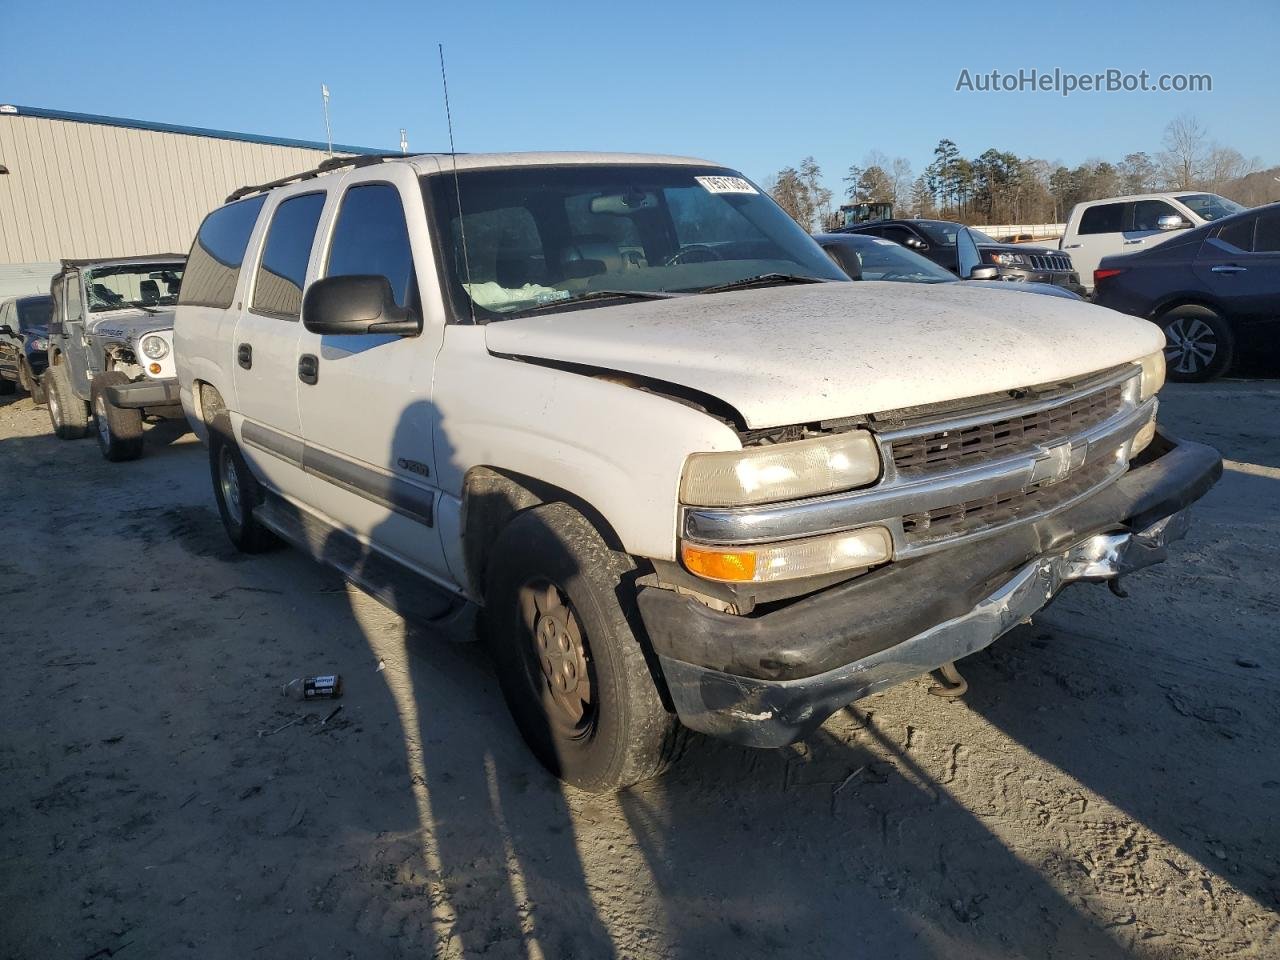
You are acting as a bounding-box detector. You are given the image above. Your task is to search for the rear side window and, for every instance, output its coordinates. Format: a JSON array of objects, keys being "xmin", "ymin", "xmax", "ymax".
[
  {"xmin": 1216, "ymin": 217, "xmax": 1254, "ymax": 253},
  {"xmin": 1078, "ymin": 203, "xmax": 1126, "ymax": 235},
  {"xmin": 1253, "ymin": 213, "xmax": 1280, "ymax": 253},
  {"xmin": 180, "ymin": 195, "xmax": 268, "ymax": 308},
  {"xmin": 326, "ymin": 184, "xmax": 414, "ymax": 307},
  {"xmin": 252, "ymin": 193, "xmax": 326, "ymax": 319}
]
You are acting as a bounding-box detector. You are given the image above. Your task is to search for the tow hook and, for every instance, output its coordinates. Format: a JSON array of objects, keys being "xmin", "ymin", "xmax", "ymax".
[
  {"xmin": 929, "ymin": 662, "xmax": 968, "ymax": 699},
  {"xmin": 1109, "ymin": 578, "xmax": 1128, "ymax": 599}
]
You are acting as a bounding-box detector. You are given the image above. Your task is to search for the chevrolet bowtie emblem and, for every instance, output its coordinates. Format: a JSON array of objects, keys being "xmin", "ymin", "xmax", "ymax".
[{"xmin": 1029, "ymin": 440, "xmax": 1086, "ymax": 486}]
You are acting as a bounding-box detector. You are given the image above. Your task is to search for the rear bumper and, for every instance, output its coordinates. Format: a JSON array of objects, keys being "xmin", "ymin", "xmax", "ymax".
[
  {"xmin": 106, "ymin": 377, "xmax": 181, "ymax": 409},
  {"xmin": 637, "ymin": 431, "xmax": 1221, "ymax": 748}
]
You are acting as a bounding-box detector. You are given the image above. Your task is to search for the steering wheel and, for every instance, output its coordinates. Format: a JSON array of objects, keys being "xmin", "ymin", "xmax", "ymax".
[{"xmin": 663, "ymin": 244, "xmax": 724, "ymax": 266}]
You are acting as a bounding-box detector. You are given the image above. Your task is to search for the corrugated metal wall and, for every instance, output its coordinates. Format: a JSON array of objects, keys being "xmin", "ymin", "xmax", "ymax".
[{"xmin": 0, "ymin": 114, "xmax": 341, "ymax": 264}]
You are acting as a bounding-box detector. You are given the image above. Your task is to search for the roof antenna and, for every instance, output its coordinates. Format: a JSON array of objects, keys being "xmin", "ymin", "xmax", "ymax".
[{"xmin": 438, "ymin": 43, "xmax": 476, "ymax": 324}]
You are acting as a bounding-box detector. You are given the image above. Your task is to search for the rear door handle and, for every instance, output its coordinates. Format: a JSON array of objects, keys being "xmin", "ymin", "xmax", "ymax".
[
  {"xmin": 237, "ymin": 343, "xmax": 252, "ymax": 369},
  {"xmin": 1210, "ymin": 264, "xmax": 1247, "ymax": 274},
  {"xmin": 1063, "ymin": 243, "xmax": 1082, "ymax": 249},
  {"xmin": 298, "ymin": 353, "xmax": 319, "ymax": 385},
  {"xmin": 1123, "ymin": 239, "xmax": 1144, "ymax": 245}
]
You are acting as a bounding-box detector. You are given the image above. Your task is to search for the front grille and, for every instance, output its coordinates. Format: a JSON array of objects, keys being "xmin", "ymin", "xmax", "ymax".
[
  {"xmin": 902, "ymin": 457, "xmax": 1116, "ymax": 545},
  {"xmin": 890, "ymin": 383, "xmax": 1124, "ymax": 477},
  {"xmin": 1028, "ymin": 253, "xmax": 1073, "ymax": 272}
]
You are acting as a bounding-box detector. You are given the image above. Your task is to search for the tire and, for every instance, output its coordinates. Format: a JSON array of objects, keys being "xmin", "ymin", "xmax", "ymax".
[
  {"xmin": 90, "ymin": 371, "xmax": 145, "ymax": 462},
  {"xmin": 1158, "ymin": 305, "xmax": 1235, "ymax": 382},
  {"xmin": 0, "ymin": 374, "xmax": 14, "ymax": 396},
  {"xmin": 208, "ymin": 413, "xmax": 278, "ymax": 553},
  {"xmin": 483, "ymin": 502, "xmax": 681, "ymax": 792},
  {"xmin": 18, "ymin": 363, "xmax": 45, "ymax": 404},
  {"xmin": 45, "ymin": 361, "xmax": 91, "ymax": 440}
]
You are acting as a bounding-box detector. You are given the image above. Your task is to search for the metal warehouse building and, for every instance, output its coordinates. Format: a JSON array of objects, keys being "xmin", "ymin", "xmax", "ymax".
[{"xmin": 0, "ymin": 104, "xmax": 382, "ymax": 298}]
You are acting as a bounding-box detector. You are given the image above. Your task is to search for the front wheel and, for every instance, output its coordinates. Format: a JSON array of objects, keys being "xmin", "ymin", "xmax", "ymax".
[
  {"xmin": 484, "ymin": 502, "xmax": 681, "ymax": 792},
  {"xmin": 19, "ymin": 362, "xmax": 45, "ymax": 404},
  {"xmin": 91, "ymin": 371, "xmax": 144, "ymax": 462},
  {"xmin": 1158, "ymin": 305, "xmax": 1235, "ymax": 382}
]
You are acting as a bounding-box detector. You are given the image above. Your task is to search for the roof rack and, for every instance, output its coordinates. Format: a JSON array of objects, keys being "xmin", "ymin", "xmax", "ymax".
[{"xmin": 224, "ymin": 152, "xmax": 410, "ymax": 203}]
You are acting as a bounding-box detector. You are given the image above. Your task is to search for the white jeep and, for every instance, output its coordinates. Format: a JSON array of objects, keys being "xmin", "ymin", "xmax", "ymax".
[
  {"xmin": 174, "ymin": 153, "xmax": 1221, "ymax": 792},
  {"xmin": 45, "ymin": 255, "xmax": 186, "ymax": 461}
]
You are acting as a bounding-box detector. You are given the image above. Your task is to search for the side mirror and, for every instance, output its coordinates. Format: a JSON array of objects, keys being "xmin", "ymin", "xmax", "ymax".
[
  {"xmin": 1157, "ymin": 214, "xmax": 1188, "ymax": 231},
  {"xmin": 904, "ymin": 237, "xmax": 928, "ymax": 250},
  {"xmin": 0, "ymin": 324, "xmax": 13, "ymax": 337},
  {"xmin": 967, "ymin": 266, "xmax": 1000, "ymax": 280},
  {"xmin": 302, "ymin": 275, "xmax": 422, "ymax": 337}
]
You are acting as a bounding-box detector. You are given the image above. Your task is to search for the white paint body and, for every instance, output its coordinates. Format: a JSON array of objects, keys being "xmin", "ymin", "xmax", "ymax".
[
  {"xmin": 1062, "ymin": 192, "xmax": 1226, "ymax": 293},
  {"xmin": 176, "ymin": 153, "xmax": 1163, "ymax": 600}
]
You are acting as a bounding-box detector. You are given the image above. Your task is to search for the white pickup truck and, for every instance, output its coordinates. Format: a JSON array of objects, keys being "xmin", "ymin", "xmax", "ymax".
[{"xmin": 174, "ymin": 152, "xmax": 1221, "ymax": 792}]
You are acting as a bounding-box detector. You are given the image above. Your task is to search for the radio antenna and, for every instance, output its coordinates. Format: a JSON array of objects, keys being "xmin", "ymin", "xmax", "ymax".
[{"xmin": 438, "ymin": 43, "xmax": 476, "ymax": 323}]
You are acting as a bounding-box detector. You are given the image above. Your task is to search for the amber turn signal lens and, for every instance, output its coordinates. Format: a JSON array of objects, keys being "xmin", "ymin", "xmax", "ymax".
[
  {"xmin": 149, "ymin": 363, "xmax": 162, "ymax": 375},
  {"xmin": 681, "ymin": 544, "xmax": 757, "ymax": 582}
]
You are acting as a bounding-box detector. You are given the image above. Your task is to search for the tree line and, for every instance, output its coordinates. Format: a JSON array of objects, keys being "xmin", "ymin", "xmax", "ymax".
[{"xmin": 766, "ymin": 114, "xmax": 1272, "ymax": 231}]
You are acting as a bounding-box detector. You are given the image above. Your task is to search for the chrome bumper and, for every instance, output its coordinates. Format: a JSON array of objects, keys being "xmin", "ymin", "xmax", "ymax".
[{"xmin": 658, "ymin": 507, "xmax": 1192, "ymax": 748}]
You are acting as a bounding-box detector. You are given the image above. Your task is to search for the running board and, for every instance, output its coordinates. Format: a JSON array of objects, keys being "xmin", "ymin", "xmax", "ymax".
[{"xmin": 253, "ymin": 492, "xmax": 476, "ymax": 641}]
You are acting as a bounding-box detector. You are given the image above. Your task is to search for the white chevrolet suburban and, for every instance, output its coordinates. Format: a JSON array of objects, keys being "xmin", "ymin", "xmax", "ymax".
[{"xmin": 175, "ymin": 152, "xmax": 1221, "ymax": 792}]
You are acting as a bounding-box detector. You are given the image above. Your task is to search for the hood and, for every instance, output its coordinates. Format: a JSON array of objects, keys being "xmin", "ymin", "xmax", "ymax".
[
  {"xmin": 963, "ymin": 279, "xmax": 1083, "ymax": 300},
  {"xmin": 484, "ymin": 281, "xmax": 1162, "ymax": 428},
  {"xmin": 85, "ymin": 307, "xmax": 175, "ymax": 343}
]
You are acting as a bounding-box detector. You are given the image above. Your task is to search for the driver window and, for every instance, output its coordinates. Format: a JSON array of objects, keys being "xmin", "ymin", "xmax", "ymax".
[
  {"xmin": 1131, "ymin": 200, "xmax": 1179, "ymax": 232},
  {"xmin": 65, "ymin": 276, "xmax": 83, "ymax": 323}
]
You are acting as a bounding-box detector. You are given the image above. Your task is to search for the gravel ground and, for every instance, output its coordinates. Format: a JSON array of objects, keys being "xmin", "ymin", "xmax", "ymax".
[{"xmin": 0, "ymin": 381, "xmax": 1277, "ymax": 960}]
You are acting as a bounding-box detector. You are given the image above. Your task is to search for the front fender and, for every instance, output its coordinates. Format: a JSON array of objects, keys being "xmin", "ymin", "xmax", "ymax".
[{"xmin": 432, "ymin": 327, "xmax": 741, "ymax": 562}]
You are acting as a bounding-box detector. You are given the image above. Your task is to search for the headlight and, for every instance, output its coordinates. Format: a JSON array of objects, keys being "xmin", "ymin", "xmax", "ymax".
[
  {"xmin": 141, "ymin": 335, "xmax": 170, "ymax": 360},
  {"xmin": 680, "ymin": 431, "xmax": 881, "ymax": 507},
  {"xmin": 986, "ymin": 252, "xmax": 1027, "ymax": 266},
  {"xmin": 1136, "ymin": 350, "xmax": 1165, "ymax": 402},
  {"xmin": 681, "ymin": 526, "xmax": 892, "ymax": 583},
  {"xmin": 27, "ymin": 337, "xmax": 47, "ymax": 351}
]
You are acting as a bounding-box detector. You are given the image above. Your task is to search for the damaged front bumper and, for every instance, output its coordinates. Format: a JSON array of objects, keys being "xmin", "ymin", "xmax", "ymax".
[{"xmin": 638, "ymin": 432, "xmax": 1221, "ymax": 748}]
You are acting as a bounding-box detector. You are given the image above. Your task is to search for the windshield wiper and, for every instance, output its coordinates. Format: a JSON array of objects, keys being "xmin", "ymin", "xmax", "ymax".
[
  {"xmin": 695, "ymin": 273, "xmax": 828, "ymax": 295},
  {"xmin": 509, "ymin": 289, "xmax": 683, "ymax": 316}
]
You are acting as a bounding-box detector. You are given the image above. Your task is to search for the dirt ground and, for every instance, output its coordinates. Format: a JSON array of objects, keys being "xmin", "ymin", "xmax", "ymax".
[{"xmin": 1, "ymin": 380, "xmax": 1277, "ymax": 960}]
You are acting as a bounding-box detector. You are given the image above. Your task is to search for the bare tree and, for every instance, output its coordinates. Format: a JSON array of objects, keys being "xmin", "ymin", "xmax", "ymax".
[
  {"xmin": 1158, "ymin": 114, "xmax": 1210, "ymax": 190},
  {"xmin": 890, "ymin": 157, "xmax": 914, "ymax": 210},
  {"xmin": 1205, "ymin": 147, "xmax": 1259, "ymax": 193}
]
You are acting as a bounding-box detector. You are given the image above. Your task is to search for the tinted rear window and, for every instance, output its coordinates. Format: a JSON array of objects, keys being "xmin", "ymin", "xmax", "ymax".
[
  {"xmin": 252, "ymin": 193, "xmax": 325, "ymax": 319},
  {"xmin": 17, "ymin": 297, "xmax": 53, "ymax": 331},
  {"xmin": 180, "ymin": 195, "xmax": 267, "ymax": 308},
  {"xmin": 1216, "ymin": 217, "xmax": 1255, "ymax": 253},
  {"xmin": 1078, "ymin": 203, "xmax": 1127, "ymax": 235},
  {"xmin": 1254, "ymin": 212, "xmax": 1280, "ymax": 253}
]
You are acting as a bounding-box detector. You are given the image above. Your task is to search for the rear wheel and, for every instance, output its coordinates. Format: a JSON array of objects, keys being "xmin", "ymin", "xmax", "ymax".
[
  {"xmin": 208, "ymin": 413, "xmax": 278, "ymax": 553},
  {"xmin": 484, "ymin": 502, "xmax": 681, "ymax": 792},
  {"xmin": 1158, "ymin": 305, "xmax": 1234, "ymax": 382},
  {"xmin": 90, "ymin": 371, "xmax": 144, "ymax": 462},
  {"xmin": 45, "ymin": 361, "xmax": 90, "ymax": 439}
]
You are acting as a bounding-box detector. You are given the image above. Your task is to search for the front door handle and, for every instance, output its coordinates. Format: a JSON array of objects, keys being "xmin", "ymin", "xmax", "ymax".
[
  {"xmin": 1123, "ymin": 239, "xmax": 1144, "ymax": 245},
  {"xmin": 237, "ymin": 343, "xmax": 252, "ymax": 369},
  {"xmin": 1063, "ymin": 243, "xmax": 1082, "ymax": 249},
  {"xmin": 298, "ymin": 353, "xmax": 319, "ymax": 385},
  {"xmin": 1210, "ymin": 264, "xmax": 1247, "ymax": 274}
]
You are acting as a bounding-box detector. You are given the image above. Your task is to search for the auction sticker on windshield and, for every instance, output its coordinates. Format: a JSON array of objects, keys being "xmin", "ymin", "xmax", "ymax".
[{"xmin": 695, "ymin": 175, "xmax": 758, "ymax": 194}]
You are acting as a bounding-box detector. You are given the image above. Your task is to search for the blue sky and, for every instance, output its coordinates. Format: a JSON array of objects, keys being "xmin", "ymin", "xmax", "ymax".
[{"xmin": 4, "ymin": 0, "xmax": 1278, "ymax": 196}]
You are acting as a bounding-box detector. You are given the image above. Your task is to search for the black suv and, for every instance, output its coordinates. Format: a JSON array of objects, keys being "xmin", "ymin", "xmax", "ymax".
[
  {"xmin": 835, "ymin": 218, "xmax": 1083, "ymax": 295},
  {"xmin": 1093, "ymin": 202, "xmax": 1280, "ymax": 382},
  {"xmin": 0, "ymin": 294, "xmax": 54, "ymax": 402}
]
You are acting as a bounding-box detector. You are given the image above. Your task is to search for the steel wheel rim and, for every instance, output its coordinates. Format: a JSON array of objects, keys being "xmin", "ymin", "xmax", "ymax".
[
  {"xmin": 1164, "ymin": 317, "xmax": 1217, "ymax": 375},
  {"xmin": 219, "ymin": 447, "xmax": 243, "ymax": 524},
  {"xmin": 517, "ymin": 578, "xmax": 596, "ymax": 738},
  {"xmin": 94, "ymin": 394, "xmax": 111, "ymax": 446}
]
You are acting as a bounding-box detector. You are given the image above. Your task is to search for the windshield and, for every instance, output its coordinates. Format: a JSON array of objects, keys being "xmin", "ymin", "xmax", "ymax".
[
  {"xmin": 18, "ymin": 297, "xmax": 53, "ymax": 332},
  {"xmin": 1176, "ymin": 193, "xmax": 1246, "ymax": 222},
  {"xmin": 968, "ymin": 228, "xmax": 998, "ymax": 244},
  {"xmin": 824, "ymin": 236, "xmax": 954, "ymax": 283},
  {"xmin": 424, "ymin": 165, "xmax": 846, "ymax": 319},
  {"xmin": 84, "ymin": 263, "xmax": 185, "ymax": 313}
]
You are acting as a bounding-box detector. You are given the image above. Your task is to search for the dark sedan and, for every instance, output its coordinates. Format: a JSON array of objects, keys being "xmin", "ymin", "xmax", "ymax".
[
  {"xmin": 1093, "ymin": 202, "xmax": 1280, "ymax": 381},
  {"xmin": 813, "ymin": 233, "xmax": 1084, "ymax": 300},
  {"xmin": 834, "ymin": 218, "xmax": 1084, "ymax": 294},
  {"xmin": 0, "ymin": 294, "xmax": 53, "ymax": 402}
]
